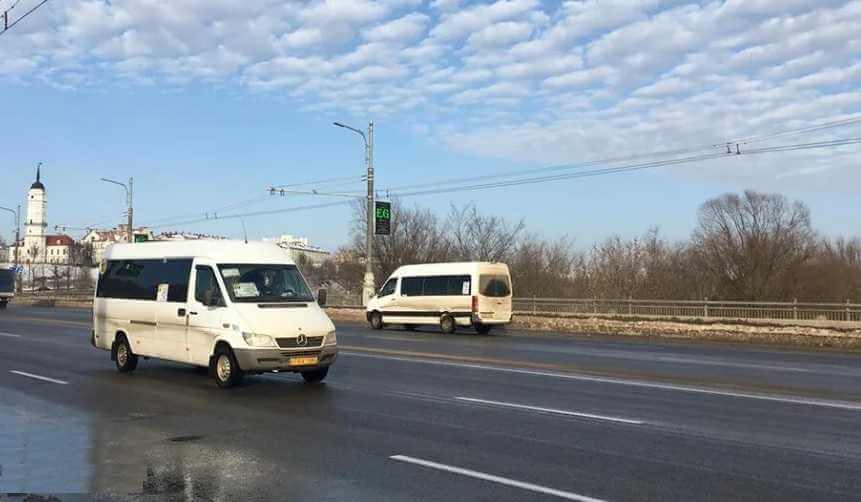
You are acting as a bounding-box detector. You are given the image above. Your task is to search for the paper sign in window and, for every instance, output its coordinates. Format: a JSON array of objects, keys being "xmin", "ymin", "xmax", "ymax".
[
  {"xmin": 157, "ymin": 283, "xmax": 169, "ymax": 302},
  {"xmin": 233, "ymin": 282, "xmax": 259, "ymax": 298}
]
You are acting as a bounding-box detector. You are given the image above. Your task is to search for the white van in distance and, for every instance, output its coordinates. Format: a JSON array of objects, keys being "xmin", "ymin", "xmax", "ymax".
[
  {"xmin": 91, "ymin": 240, "xmax": 337, "ymax": 388},
  {"xmin": 366, "ymin": 262, "xmax": 512, "ymax": 334}
]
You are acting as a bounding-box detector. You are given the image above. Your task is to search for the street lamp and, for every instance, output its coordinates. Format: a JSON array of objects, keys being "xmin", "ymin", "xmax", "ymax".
[
  {"xmin": 0, "ymin": 205, "xmax": 20, "ymax": 291},
  {"xmin": 334, "ymin": 121, "xmax": 375, "ymax": 306},
  {"xmin": 100, "ymin": 177, "xmax": 134, "ymax": 243}
]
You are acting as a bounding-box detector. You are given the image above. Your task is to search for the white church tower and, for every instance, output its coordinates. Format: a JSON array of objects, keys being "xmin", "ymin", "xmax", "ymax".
[{"xmin": 24, "ymin": 165, "xmax": 47, "ymax": 263}]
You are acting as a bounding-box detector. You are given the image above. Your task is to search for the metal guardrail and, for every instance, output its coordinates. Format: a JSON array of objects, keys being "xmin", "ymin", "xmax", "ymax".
[
  {"xmin": 12, "ymin": 290, "xmax": 861, "ymax": 324},
  {"xmin": 513, "ymin": 297, "xmax": 861, "ymax": 323}
]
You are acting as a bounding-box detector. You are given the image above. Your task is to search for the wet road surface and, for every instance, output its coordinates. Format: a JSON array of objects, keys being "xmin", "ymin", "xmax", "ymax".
[{"xmin": 1, "ymin": 305, "xmax": 861, "ymax": 501}]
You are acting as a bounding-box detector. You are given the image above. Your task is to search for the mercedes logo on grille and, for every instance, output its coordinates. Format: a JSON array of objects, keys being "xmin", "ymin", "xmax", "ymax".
[{"xmin": 296, "ymin": 334, "xmax": 307, "ymax": 346}]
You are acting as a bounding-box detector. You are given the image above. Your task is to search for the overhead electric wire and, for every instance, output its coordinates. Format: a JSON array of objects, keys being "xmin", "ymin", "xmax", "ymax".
[
  {"xmin": 147, "ymin": 200, "xmax": 354, "ymax": 229},
  {"xmin": 379, "ymin": 116, "xmax": 861, "ymax": 195},
  {"xmin": 269, "ymin": 175, "xmax": 364, "ymax": 190},
  {"xmin": 385, "ymin": 138, "xmax": 861, "ymax": 199},
  {"xmin": 0, "ymin": 0, "xmax": 49, "ymax": 36},
  {"xmin": 143, "ymin": 136, "xmax": 860, "ymax": 229},
  {"xmin": 725, "ymin": 116, "xmax": 861, "ymax": 146}
]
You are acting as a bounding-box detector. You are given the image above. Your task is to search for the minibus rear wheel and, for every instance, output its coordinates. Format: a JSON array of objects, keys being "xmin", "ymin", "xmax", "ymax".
[
  {"xmin": 440, "ymin": 314, "xmax": 456, "ymax": 334},
  {"xmin": 475, "ymin": 324, "xmax": 492, "ymax": 335},
  {"xmin": 301, "ymin": 367, "xmax": 329, "ymax": 384},
  {"xmin": 213, "ymin": 346, "xmax": 244, "ymax": 388}
]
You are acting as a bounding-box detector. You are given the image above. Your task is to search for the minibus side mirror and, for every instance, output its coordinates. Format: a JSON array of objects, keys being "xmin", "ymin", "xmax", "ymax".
[{"xmin": 316, "ymin": 288, "xmax": 327, "ymax": 307}]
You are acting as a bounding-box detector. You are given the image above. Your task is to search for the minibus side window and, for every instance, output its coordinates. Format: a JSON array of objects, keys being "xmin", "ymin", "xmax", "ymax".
[
  {"xmin": 401, "ymin": 277, "xmax": 423, "ymax": 296},
  {"xmin": 379, "ymin": 278, "xmax": 397, "ymax": 297},
  {"xmin": 195, "ymin": 267, "xmax": 223, "ymax": 306}
]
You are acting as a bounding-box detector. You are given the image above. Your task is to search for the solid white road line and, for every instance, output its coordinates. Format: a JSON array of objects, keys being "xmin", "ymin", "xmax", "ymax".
[
  {"xmin": 455, "ymin": 396, "xmax": 644, "ymax": 425},
  {"xmin": 0, "ymin": 332, "xmax": 22, "ymax": 338},
  {"xmin": 9, "ymin": 370, "xmax": 68, "ymax": 385},
  {"xmin": 342, "ymin": 351, "xmax": 861, "ymax": 411},
  {"xmin": 390, "ymin": 455, "xmax": 606, "ymax": 502}
]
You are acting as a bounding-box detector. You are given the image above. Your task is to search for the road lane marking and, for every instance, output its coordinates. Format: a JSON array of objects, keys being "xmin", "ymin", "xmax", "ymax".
[
  {"xmin": 9, "ymin": 370, "xmax": 68, "ymax": 385},
  {"xmin": 0, "ymin": 332, "xmax": 22, "ymax": 338},
  {"xmin": 342, "ymin": 351, "xmax": 861, "ymax": 411},
  {"xmin": 455, "ymin": 397, "xmax": 644, "ymax": 425},
  {"xmin": 389, "ymin": 455, "xmax": 606, "ymax": 502}
]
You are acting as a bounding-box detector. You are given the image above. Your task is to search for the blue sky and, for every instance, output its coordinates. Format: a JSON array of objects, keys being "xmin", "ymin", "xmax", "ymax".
[{"xmin": 1, "ymin": 0, "xmax": 860, "ymax": 251}]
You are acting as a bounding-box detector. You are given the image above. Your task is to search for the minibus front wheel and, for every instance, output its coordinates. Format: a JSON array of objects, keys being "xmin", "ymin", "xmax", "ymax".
[
  {"xmin": 301, "ymin": 367, "xmax": 329, "ymax": 384},
  {"xmin": 213, "ymin": 345, "xmax": 244, "ymax": 389}
]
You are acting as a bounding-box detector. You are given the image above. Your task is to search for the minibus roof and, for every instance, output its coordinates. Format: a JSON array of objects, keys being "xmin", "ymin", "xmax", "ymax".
[
  {"xmin": 103, "ymin": 240, "xmax": 295, "ymax": 264},
  {"xmin": 392, "ymin": 262, "xmax": 509, "ymax": 277}
]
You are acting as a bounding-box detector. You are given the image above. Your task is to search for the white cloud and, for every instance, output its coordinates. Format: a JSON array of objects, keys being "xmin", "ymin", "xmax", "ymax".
[
  {"xmin": 363, "ymin": 13, "xmax": 429, "ymax": 42},
  {"xmin": 2, "ymin": 0, "xmax": 860, "ymax": 188},
  {"xmin": 467, "ymin": 21, "xmax": 534, "ymax": 49},
  {"xmin": 430, "ymin": 0, "xmax": 539, "ymax": 41}
]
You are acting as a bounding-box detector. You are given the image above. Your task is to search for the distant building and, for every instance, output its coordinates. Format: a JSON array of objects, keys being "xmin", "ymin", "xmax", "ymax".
[
  {"xmin": 81, "ymin": 226, "xmax": 154, "ymax": 263},
  {"xmin": 154, "ymin": 231, "xmax": 227, "ymax": 241},
  {"xmin": 264, "ymin": 234, "xmax": 330, "ymax": 265}
]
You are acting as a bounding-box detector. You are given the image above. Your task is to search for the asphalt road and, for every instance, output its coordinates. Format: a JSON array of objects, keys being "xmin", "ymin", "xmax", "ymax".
[{"xmin": 1, "ymin": 305, "xmax": 861, "ymax": 501}]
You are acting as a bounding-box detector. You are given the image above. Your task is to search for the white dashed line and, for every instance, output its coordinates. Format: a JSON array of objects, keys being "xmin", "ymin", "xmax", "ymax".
[
  {"xmin": 390, "ymin": 455, "xmax": 606, "ymax": 502},
  {"xmin": 9, "ymin": 370, "xmax": 68, "ymax": 385},
  {"xmin": 455, "ymin": 396, "xmax": 644, "ymax": 425}
]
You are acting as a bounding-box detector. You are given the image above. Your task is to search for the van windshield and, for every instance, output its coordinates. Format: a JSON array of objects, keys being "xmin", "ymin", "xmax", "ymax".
[
  {"xmin": 479, "ymin": 274, "xmax": 511, "ymax": 297},
  {"xmin": 0, "ymin": 270, "xmax": 13, "ymax": 293},
  {"xmin": 217, "ymin": 264, "xmax": 314, "ymax": 303}
]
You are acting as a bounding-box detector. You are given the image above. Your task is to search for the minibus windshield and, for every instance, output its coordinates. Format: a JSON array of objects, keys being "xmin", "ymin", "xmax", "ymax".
[
  {"xmin": 218, "ymin": 264, "xmax": 315, "ymax": 303},
  {"xmin": 0, "ymin": 270, "xmax": 13, "ymax": 293}
]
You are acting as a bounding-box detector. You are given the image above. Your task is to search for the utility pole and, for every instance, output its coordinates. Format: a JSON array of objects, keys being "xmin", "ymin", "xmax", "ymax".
[
  {"xmin": 334, "ymin": 121, "xmax": 376, "ymax": 305},
  {"xmin": 365, "ymin": 122, "xmax": 375, "ymax": 306},
  {"xmin": 100, "ymin": 177, "xmax": 134, "ymax": 243}
]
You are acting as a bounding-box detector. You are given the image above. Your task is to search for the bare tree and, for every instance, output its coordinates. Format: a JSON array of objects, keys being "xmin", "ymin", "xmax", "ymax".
[
  {"xmin": 691, "ymin": 190, "xmax": 815, "ymax": 300},
  {"xmin": 446, "ymin": 204, "xmax": 525, "ymax": 262}
]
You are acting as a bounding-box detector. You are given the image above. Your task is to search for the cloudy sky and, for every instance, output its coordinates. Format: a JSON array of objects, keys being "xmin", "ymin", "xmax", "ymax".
[{"xmin": 1, "ymin": 0, "xmax": 860, "ymax": 250}]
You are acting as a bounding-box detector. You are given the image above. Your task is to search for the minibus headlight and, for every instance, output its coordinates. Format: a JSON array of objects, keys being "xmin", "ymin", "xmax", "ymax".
[
  {"xmin": 324, "ymin": 330, "xmax": 337, "ymax": 346},
  {"xmin": 242, "ymin": 332, "xmax": 277, "ymax": 348}
]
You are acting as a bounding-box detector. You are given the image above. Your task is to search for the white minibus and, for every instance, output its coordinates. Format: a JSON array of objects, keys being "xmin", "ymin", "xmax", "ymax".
[
  {"xmin": 366, "ymin": 262, "xmax": 512, "ymax": 334},
  {"xmin": 91, "ymin": 240, "xmax": 337, "ymax": 388}
]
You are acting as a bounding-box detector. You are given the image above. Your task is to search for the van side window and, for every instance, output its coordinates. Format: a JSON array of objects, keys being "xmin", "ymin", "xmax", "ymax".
[
  {"xmin": 379, "ymin": 278, "xmax": 397, "ymax": 297},
  {"xmin": 447, "ymin": 275, "xmax": 471, "ymax": 295},
  {"xmin": 423, "ymin": 276, "xmax": 447, "ymax": 296},
  {"xmin": 401, "ymin": 277, "xmax": 423, "ymax": 296},
  {"xmin": 96, "ymin": 259, "xmax": 192, "ymax": 302},
  {"xmin": 195, "ymin": 267, "xmax": 220, "ymax": 304}
]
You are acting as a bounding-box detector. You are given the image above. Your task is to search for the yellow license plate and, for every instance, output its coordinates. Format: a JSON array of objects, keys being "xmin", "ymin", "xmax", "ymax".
[{"xmin": 289, "ymin": 356, "xmax": 318, "ymax": 366}]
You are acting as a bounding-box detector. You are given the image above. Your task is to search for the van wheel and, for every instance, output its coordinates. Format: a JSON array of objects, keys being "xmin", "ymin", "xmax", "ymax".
[
  {"xmin": 301, "ymin": 367, "xmax": 329, "ymax": 384},
  {"xmin": 0, "ymin": 301, "xmax": 7, "ymax": 310},
  {"xmin": 403, "ymin": 324, "xmax": 416, "ymax": 331},
  {"xmin": 369, "ymin": 311, "xmax": 384, "ymax": 330},
  {"xmin": 115, "ymin": 336, "xmax": 138, "ymax": 373},
  {"xmin": 440, "ymin": 314, "xmax": 456, "ymax": 334},
  {"xmin": 475, "ymin": 324, "xmax": 492, "ymax": 335},
  {"xmin": 213, "ymin": 346, "xmax": 243, "ymax": 388}
]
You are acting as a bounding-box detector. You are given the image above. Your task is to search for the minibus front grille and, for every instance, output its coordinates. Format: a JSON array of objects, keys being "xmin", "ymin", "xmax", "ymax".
[
  {"xmin": 279, "ymin": 350, "xmax": 322, "ymax": 358},
  {"xmin": 276, "ymin": 336, "xmax": 324, "ymax": 349}
]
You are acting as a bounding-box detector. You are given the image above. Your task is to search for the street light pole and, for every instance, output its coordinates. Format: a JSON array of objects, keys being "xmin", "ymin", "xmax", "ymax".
[
  {"xmin": 100, "ymin": 177, "xmax": 134, "ymax": 243},
  {"xmin": 334, "ymin": 121, "xmax": 375, "ymax": 305}
]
